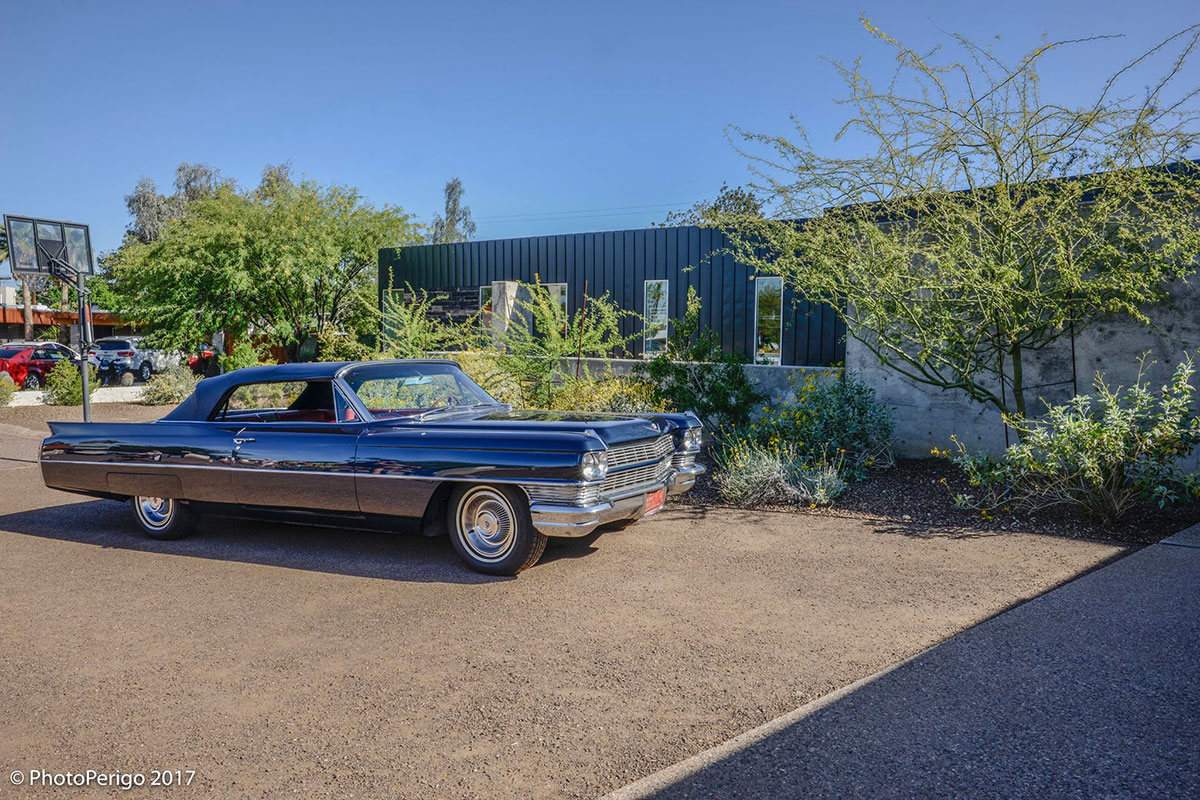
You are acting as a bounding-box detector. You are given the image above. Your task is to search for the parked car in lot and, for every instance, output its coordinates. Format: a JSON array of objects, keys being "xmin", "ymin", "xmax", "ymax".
[
  {"xmin": 0, "ymin": 342, "xmax": 80, "ymax": 389},
  {"xmin": 86, "ymin": 336, "xmax": 177, "ymax": 384},
  {"xmin": 39, "ymin": 359, "xmax": 705, "ymax": 575}
]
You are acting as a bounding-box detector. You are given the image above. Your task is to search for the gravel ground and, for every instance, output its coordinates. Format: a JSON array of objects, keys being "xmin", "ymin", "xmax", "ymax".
[
  {"xmin": 0, "ymin": 404, "xmax": 1130, "ymax": 798},
  {"xmin": 691, "ymin": 451, "xmax": 1200, "ymax": 545}
]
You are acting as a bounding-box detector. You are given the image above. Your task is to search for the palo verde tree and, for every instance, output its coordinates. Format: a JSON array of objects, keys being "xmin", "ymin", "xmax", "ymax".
[
  {"xmin": 105, "ymin": 163, "xmax": 421, "ymax": 358},
  {"xmin": 720, "ymin": 21, "xmax": 1200, "ymax": 422}
]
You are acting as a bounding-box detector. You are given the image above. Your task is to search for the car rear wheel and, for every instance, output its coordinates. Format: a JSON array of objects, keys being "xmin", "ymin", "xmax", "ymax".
[
  {"xmin": 447, "ymin": 484, "xmax": 546, "ymax": 576},
  {"xmin": 130, "ymin": 496, "xmax": 197, "ymax": 541},
  {"xmin": 23, "ymin": 373, "xmax": 41, "ymax": 390},
  {"xmin": 139, "ymin": 362, "xmax": 152, "ymax": 382}
]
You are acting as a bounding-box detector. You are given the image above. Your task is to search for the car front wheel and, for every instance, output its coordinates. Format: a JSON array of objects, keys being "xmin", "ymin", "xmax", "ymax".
[
  {"xmin": 447, "ymin": 484, "xmax": 546, "ymax": 576},
  {"xmin": 139, "ymin": 362, "xmax": 152, "ymax": 382},
  {"xmin": 130, "ymin": 496, "xmax": 197, "ymax": 540},
  {"xmin": 23, "ymin": 373, "xmax": 41, "ymax": 390}
]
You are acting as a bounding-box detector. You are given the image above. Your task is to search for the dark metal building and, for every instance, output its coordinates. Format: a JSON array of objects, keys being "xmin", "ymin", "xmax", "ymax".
[{"xmin": 378, "ymin": 225, "xmax": 846, "ymax": 367}]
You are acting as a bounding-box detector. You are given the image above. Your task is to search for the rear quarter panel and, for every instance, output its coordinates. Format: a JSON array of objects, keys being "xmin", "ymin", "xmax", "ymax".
[{"xmin": 41, "ymin": 421, "xmax": 233, "ymax": 501}]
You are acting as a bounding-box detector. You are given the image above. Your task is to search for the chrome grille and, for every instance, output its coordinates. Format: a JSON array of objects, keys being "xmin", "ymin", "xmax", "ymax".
[
  {"xmin": 673, "ymin": 453, "xmax": 696, "ymax": 470},
  {"xmin": 607, "ymin": 434, "xmax": 673, "ymax": 469},
  {"xmin": 523, "ymin": 483, "xmax": 601, "ymax": 506},
  {"xmin": 602, "ymin": 456, "xmax": 673, "ymax": 495}
]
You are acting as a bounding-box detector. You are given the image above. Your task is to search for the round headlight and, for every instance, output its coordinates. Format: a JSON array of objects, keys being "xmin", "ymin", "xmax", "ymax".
[
  {"xmin": 683, "ymin": 427, "xmax": 702, "ymax": 451},
  {"xmin": 582, "ymin": 451, "xmax": 609, "ymax": 481}
]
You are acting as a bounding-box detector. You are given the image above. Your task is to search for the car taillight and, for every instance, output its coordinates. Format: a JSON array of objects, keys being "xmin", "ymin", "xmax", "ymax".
[{"xmin": 117, "ymin": 350, "xmax": 134, "ymax": 357}]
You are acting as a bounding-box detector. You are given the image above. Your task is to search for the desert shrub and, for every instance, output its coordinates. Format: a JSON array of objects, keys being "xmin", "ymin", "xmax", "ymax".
[
  {"xmin": 951, "ymin": 356, "xmax": 1200, "ymax": 525},
  {"xmin": 380, "ymin": 285, "xmax": 484, "ymax": 358},
  {"xmin": 141, "ymin": 365, "xmax": 200, "ymax": 405},
  {"xmin": 44, "ymin": 361, "xmax": 99, "ymax": 406},
  {"xmin": 454, "ymin": 351, "xmax": 525, "ymax": 406},
  {"xmin": 318, "ymin": 330, "xmax": 375, "ymax": 362},
  {"xmin": 221, "ymin": 339, "xmax": 270, "ymax": 372},
  {"xmin": 0, "ymin": 372, "xmax": 15, "ymax": 407},
  {"xmin": 498, "ymin": 279, "xmax": 636, "ymax": 408},
  {"xmin": 752, "ymin": 368, "xmax": 894, "ymax": 481},
  {"xmin": 635, "ymin": 287, "xmax": 762, "ymax": 429},
  {"xmin": 713, "ymin": 436, "xmax": 846, "ymax": 506},
  {"xmin": 547, "ymin": 373, "xmax": 671, "ymax": 414}
]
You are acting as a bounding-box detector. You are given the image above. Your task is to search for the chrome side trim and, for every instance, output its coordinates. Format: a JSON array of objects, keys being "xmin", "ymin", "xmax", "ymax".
[{"xmin": 40, "ymin": 458, "xmax": 588, "ymax": 487}]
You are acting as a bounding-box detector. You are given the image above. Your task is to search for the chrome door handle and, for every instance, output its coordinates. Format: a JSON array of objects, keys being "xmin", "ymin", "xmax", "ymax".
[{"xmin": 233, "ymin": 437, "xmax": 255, "ymax": 446}]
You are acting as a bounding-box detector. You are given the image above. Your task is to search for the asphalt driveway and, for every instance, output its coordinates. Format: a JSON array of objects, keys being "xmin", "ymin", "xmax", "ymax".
[{"xmin": 0, "ymin": 404, "xmax": 1127, "ymax": 798}]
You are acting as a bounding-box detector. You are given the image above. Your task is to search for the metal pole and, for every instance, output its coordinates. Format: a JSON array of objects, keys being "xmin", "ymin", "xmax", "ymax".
[{"xmin": 76, "ymin": 272, "xmax": 92, "ymax": 423}]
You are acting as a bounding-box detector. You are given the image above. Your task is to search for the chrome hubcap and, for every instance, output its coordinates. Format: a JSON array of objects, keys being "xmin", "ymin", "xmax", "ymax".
[
  {"xmin": 136, "ymin": 496, "xmax": 173, "ymax": 529},
  {"xmin": 457, "ymin": 488, "xmax": 514, "ymax": 562}
]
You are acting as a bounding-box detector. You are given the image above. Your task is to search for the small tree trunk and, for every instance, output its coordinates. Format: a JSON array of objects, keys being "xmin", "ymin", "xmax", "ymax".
[
  {"xmin": 1009, "ymin": 344, "xmax": 1026, "ymax": 419},
  {"xmin": 60, "ymin": 281, "xmax": 70, "ymax": 343}
]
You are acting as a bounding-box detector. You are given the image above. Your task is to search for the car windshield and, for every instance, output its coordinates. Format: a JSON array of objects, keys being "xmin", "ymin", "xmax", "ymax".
[
  {"xmin": 341, "ymin": 362, "xmax": 497, "ymax": 419},
  {"xmin": 96, "ymin": 341, "xmax": 130, "ymax": 351}
]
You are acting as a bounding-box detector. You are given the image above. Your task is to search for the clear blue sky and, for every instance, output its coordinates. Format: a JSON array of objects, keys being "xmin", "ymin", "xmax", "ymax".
[{"xmin": 1, "ymin": 0, "xmax": 1197, "ymax": 276}]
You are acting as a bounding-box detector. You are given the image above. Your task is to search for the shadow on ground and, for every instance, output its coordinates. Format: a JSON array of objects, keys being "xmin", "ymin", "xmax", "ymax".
[
  {"xmin": 616, "ymin": 541, "xmax": 1194, "ymax": 800},
  {"xmin": 0, "ymin": 499, "xmax": 601, "ymax": 585}
]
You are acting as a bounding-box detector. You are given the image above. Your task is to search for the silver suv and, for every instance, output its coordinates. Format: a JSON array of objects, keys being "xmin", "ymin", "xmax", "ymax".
[{"xmin": 86, "ymin": 337, "xmax": 176, "ymax": 383}]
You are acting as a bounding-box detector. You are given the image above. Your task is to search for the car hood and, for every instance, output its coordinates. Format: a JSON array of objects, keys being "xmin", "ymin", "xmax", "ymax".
[{"xmin": 369, "ymin": 408, "xmax": 669, "ymax": 448}]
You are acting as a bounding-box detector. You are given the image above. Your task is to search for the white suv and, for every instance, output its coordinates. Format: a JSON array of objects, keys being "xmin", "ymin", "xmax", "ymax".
[{"xmin": 87, "ymin": 337, "xmax": 176, "ymax": 383}]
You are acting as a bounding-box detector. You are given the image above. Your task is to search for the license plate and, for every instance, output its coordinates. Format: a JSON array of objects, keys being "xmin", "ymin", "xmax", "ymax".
[{"xmin": 644, "ymin": 488, "xmax": 666, "ymax": 516}]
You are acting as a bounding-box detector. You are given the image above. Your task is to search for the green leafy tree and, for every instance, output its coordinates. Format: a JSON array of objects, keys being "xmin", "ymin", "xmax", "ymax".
[
  {"xmin": 659, "ymin": 182, "xmax": 763, "ymax": 227},
  {"xmin": 720, "ymin": 22, "xmax": 1200, "ymax": 422},
  {"xmin": 105, "ymin": 164, "xmax": 421, "ymax": 358}
]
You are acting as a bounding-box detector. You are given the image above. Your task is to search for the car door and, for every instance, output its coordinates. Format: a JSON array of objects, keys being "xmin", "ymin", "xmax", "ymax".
[
  {"xmin": 30, "ymin": 348, "xmax": 59, "ymax": 382},
  {"xmin": 212, "ymin": 379, "xmax": 363, "ymax": 513}
]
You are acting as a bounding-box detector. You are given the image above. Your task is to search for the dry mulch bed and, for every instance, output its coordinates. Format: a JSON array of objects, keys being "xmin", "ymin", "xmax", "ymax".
[{"xmin": 686, "ymin": 452, "xmax": 1200, "ymax": 545}]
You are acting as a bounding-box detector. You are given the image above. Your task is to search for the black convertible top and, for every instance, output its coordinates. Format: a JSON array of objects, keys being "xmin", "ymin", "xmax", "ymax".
[{"xmin": 160, "ymin": 359, "xmax": 459, "ymax": 421}]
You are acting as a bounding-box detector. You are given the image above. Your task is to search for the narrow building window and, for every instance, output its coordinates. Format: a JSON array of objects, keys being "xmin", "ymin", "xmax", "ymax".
[
  {"xmin": 754, "ymin": 276, "xmax": 783, "ymax": 365},
  {"xmin": 643, "ymin": 279, "xmax": 669, "ymax": 356},
  {"xmin": 545, "ymin": 283, "xmax": 568, "ymax": 318}
]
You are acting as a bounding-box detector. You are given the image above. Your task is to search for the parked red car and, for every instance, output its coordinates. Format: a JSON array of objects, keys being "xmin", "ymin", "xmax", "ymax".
[{"xmin": 0, "ymin": 343, "xmax": 79, "ymax": 390}]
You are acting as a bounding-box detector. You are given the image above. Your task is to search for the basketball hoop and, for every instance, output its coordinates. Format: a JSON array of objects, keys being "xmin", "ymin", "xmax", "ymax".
[{"xmin": 3, "ymin": 214, "xmax": 96, "ymax": 421}]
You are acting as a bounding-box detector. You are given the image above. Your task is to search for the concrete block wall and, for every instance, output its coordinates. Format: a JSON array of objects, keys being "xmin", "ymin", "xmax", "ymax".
[{"xmin": 844, "ymin": 278, "xmax": 1200, "ymax": 459}]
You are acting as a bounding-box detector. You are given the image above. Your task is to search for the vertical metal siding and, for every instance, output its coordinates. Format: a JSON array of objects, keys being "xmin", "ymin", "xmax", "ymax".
[{"xmin": 380, "ymin": 225, "xmax": 846, "ymax": 367}]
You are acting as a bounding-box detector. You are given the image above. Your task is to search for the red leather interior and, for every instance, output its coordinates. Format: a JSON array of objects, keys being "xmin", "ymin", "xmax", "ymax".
[{"xmin": 274, "ymin": 409, "xmax": 336, "ymax": 422}]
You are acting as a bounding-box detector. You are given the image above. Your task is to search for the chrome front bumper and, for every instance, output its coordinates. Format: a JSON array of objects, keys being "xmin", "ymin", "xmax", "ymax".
[{"xmin": 528, "ymin": 464, "xmax": 705, "ymax": 538}]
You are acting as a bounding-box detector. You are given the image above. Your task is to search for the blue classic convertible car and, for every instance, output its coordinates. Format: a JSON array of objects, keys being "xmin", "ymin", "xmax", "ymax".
[{"xmin": 39, "ymin": 360, "xmax": 704, "ymax": 575}]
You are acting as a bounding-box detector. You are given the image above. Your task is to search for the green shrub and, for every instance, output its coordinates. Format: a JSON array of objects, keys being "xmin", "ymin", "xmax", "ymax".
[
  {"xmin": 0, "ymin": 372, "xmax": 15, "ymax": 407},
  {"xmin": 380, "ymin": 284, "xmax": 484, "ymax": 358},
  {"xmin": 221, "ymin": 339, "xmax": 270, "ymax": 372},
  {"xmin": 318, "ymin": 330, "xmax": 375, "ymax": 362},
  {"xmin": 498, "ymin": 279, "xmax": 637, "ymax": 408},
  {"xmin": 635, "ymin": 287, "xmax": 762, "ymax": 429},
  {"xmin": 44, "ymin": 361, "xmax": 99, "ymax": 406},
  {"xmin": 751, "ymin": 368, "xmax": 894, "ymax": 481},
  {"xmin": 713, "ymin": 437, "xmax": 847, "ymax": 506},
  {"xmin": 141, "ymin": 365, "xmax": 200, "ymax": 405},
  {"xmin": 547, "ymin": 373, "xmax": 671, "ymax": 414},
  {"xmin": 951, "ymin": 356, "xmax": 1200, "ymax": 525},
  {"xmin": 454, "ymin": 351, "xmax": 525, "ymax": 406}
]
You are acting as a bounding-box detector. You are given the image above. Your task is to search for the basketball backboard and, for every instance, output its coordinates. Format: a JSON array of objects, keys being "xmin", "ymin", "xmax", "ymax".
[{"xmin": 3, "ymin": 215, "xmax": 94, "ymax": 278}]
